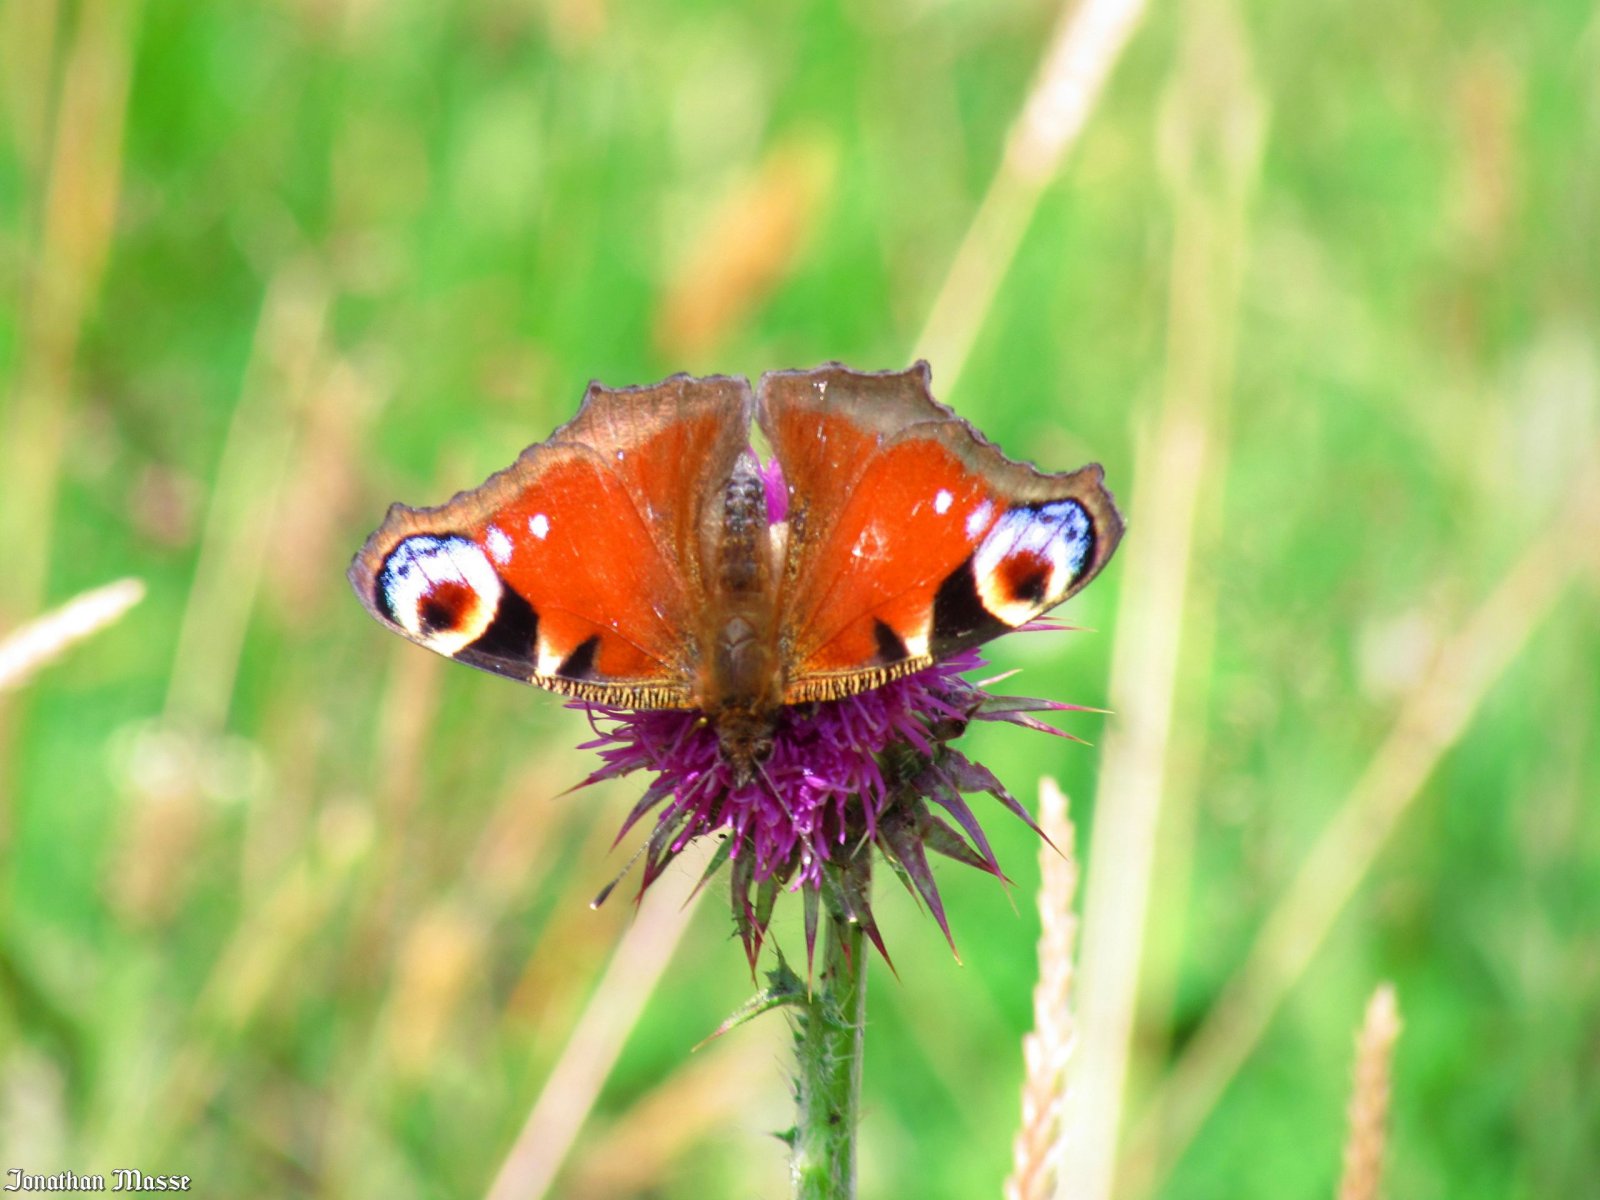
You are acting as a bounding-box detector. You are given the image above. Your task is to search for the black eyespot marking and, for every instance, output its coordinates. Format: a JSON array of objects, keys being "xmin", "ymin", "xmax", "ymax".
[
  {"xmin": 558, "ymin": 635, "xmax": 602, "ymax": 680},
  {"xmin": 873, "ymin": 618, "xmax": 910, "ymax": 664},
  {"xmin": 932, "ymin": 555, "xmax": 1008, "ymax": 654},
  {"xmin": 999, "ymin": 551, "xmax": 1052, "ymax": 605},
  {"xmin": 459, "ymin": 585, "xmax": 540, "ymax": 670},
  {"xmin": 417, "ymin": 583, "xmax": 473, "ymax": 633}
]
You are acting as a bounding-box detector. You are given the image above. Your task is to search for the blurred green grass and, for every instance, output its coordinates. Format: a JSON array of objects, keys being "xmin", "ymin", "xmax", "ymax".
[{"xmin": 1, "ymin": 0, "xmax": 1597, "ymax": 1197}]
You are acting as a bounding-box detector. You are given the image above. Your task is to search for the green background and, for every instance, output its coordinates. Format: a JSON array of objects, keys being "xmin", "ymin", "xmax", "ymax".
[{"xmin": 2, "ymin": 0, "xmax": 1596, "ymax": 1196}]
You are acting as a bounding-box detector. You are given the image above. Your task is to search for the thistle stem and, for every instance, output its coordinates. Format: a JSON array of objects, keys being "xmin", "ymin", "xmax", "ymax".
[{"xmin": 791, "ymin": 907, "xmax": 867, "ymax": 1199}]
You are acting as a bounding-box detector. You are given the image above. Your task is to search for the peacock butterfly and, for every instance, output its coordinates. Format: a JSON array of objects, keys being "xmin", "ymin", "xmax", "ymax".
[{"xmin": 349, "ymin": 362, "xmax": 1124, "ymax": 778}]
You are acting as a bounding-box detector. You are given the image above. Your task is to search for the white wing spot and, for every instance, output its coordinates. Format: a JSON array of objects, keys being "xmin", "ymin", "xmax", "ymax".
[
  {"xmin": 934, "ymin": 489, "xmax": 953, "ymax": 515},
  {"xmin": 529, "ymin": 513, "xmax": 551, "ymax": 540},
  {"xmin": 966, "ymin": 500, "xmax": 994, "ymax": 540},
  {"xmin": 485, "ymin": 525, "xmax": 512, "ymax": 564}
]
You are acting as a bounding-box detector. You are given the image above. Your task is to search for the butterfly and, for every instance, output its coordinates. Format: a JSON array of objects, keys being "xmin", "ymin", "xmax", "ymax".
[{"xmin": 349, "ymin": 362, "xmax": 1124, "ymax": 779}]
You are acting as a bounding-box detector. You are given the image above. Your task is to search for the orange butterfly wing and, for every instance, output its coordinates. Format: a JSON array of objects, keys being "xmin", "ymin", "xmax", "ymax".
[
  {"xmin": 349, "ymin": 374, "xmax": 752, "ymax": 707},
  {"xmin": 758, "ymin": 363, "xmax": 1124, "ymax": 704}
]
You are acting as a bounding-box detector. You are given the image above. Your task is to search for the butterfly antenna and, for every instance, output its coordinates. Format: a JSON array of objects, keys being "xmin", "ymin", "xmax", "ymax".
[
  {"xmin": 590, "ymin": 839, "xmax": 649, "ymax": 909},
  {"xmin": 752, "ymin": 757, "xmax": 795, "ymax": 821},
  {"xmin": 848, "ymin": 827, "xmax": 875, "ymax": 863}
]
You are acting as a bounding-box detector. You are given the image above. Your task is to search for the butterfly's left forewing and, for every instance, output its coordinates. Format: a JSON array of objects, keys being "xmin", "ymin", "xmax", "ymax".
[
  {"xmin": 758, "ymin": 363, "xmax": 1124, "ymax": 705},
  {"xmin": 349, "ymin": 375, "xmax": 753, "ymax": 708}
]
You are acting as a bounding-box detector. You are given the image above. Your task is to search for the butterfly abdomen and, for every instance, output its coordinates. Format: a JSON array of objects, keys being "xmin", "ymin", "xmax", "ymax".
[{"xmin": 714, "ymin": 456, "xmax": 771, "ymax": 598}]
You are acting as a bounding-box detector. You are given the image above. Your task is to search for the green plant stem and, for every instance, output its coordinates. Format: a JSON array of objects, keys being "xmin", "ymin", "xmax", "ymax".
[{"xmin": 791, "ymin": 909, "xmax": 867, "ymax": 1199}]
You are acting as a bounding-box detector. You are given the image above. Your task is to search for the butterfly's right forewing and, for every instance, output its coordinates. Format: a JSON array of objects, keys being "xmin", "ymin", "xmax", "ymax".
[{"xmin": 349, "ymin": 375, "xmax": 754, "ymax": 708}]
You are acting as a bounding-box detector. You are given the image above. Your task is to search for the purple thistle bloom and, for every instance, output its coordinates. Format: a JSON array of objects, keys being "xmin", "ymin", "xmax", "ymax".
[{"xmin": 570, "ymin": 629, "xmax": 1092, "ymax": 971}]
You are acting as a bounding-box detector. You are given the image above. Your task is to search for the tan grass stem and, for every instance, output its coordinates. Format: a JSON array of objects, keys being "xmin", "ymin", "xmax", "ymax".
[
  {"xmin": 0, "ymin": 578, "xmax": 146, "ymax": 692},
  {"xmin": 565, "ymin": 1017, "xmax": 791, "ymax": 1200},
  {"xmin": 912, "ymin": 0, "xmax": 1149, "ymax": 395},
  {"xmin": 100, "ymin": 268, "xmax": 328, "ymax": 926},
  {"xmin": 655, "ymin": 138, "xmax": 836, "ymax": 361},
  {"xmin": 1125, "ymin": 468, "xmax": 1599, "ymax": 1189},
  {"xmin": 0, "ymin": 0, "xmax": 139, "ymax": 843},
  {"xmin": 0, "ymin": 0, "xmax": 62, "ymax": 184},
  {"xmin": 0, "ymin": 0, "xmax": 139, "ymax": 622},
  {"xmin": 164, "ymin": 266, "xmax": 328, "ymax": 730},
  {"xmin": 1005, "ymin": 778, "xmax": 1081, "ymax": 1200},
  {"xmin": 1056, "ymin": 6, "xmax": 1264, "ymax": 1198},
  {"xmin": 1337, "ymin": 984, "xmax": 1402, "ymax": 1200},
  {"xmin": 484, "ymin": 837, "xmax": 717, "ymax": 1200}
]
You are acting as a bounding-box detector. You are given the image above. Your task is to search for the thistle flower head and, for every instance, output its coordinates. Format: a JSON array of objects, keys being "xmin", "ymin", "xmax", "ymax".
[{"xmin": 573, "ymin": 644, "xmax": 1088, "ymax": 971}]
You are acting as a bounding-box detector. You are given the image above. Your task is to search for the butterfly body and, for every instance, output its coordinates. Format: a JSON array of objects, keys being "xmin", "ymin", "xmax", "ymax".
[
  {"xmin": 698, "ymin": 453, "xmax": 787, "ymax": 775},
  {"xmin": 350, "ymin": 363, "xmax": 1124, "ymax": 780}
]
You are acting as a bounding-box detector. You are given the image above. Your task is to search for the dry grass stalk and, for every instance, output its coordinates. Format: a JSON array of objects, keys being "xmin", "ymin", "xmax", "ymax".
[
  {"xmin": 1126, "ymin": 466, "xmax": 1599, "ymax": 1190},
  {"xmin": 101, "ymin": 267, "xmax": 331, "ymax": 927},
  {"xmin": 264, "ymin": 356, "xmax": 380, "ymax": 621},
  {"xmin": 0, "ymin": 0, "xmax": 139, "ymax": 840},
  {"xmin": 381, "ymin": 900, "xmax": 489, "ymax": 1079},
  {"xmin": 655, "ymin": 138, "xmax": 835, "ymax": 360},
  {"xmin": 501, "ymin": 812, "xmax": 637, "ymax": 1038},
  {"xmin": 484, "ymin": 836, "xmax": 717, "ymax": 1200},
  {"xmin": 565, "ymin": 1017, "xmax": 790, "ymax": 1200},
  {"xmin": 0, "ymin": 578, "xmax": 146, "ymax": 692},
  {"xmin": 164, "ymin": 265, "xmax": 329, "ymax": 731},
  {"xmin": 1005, "ymin": 778, "xmax": 1080, "ymax": 1200},
  {"xmin": 0, "ymin": 0, "xmax": 139, "ymax": 622},
  {"xmin": 1338, "ymin": 984, "xmax": 1402, "ymax": 1200},
  {"xmin": 1057, "ymin": 6, "xmax": 1264, "ymax": 1199},
  {"xmin": 349, "ymin": 636, "xmax": 447, "ymax": 943},
  {"xmin": 372, "ymin": 756, "xmax": 587, "ymax": 1081},
  {"xmin": 913, "ymin": 0, "xmax": 1149, "ymax": 395},
  {"xmin": 0, "ymin": 0, "xmax": 62, "ymax": 180}
]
